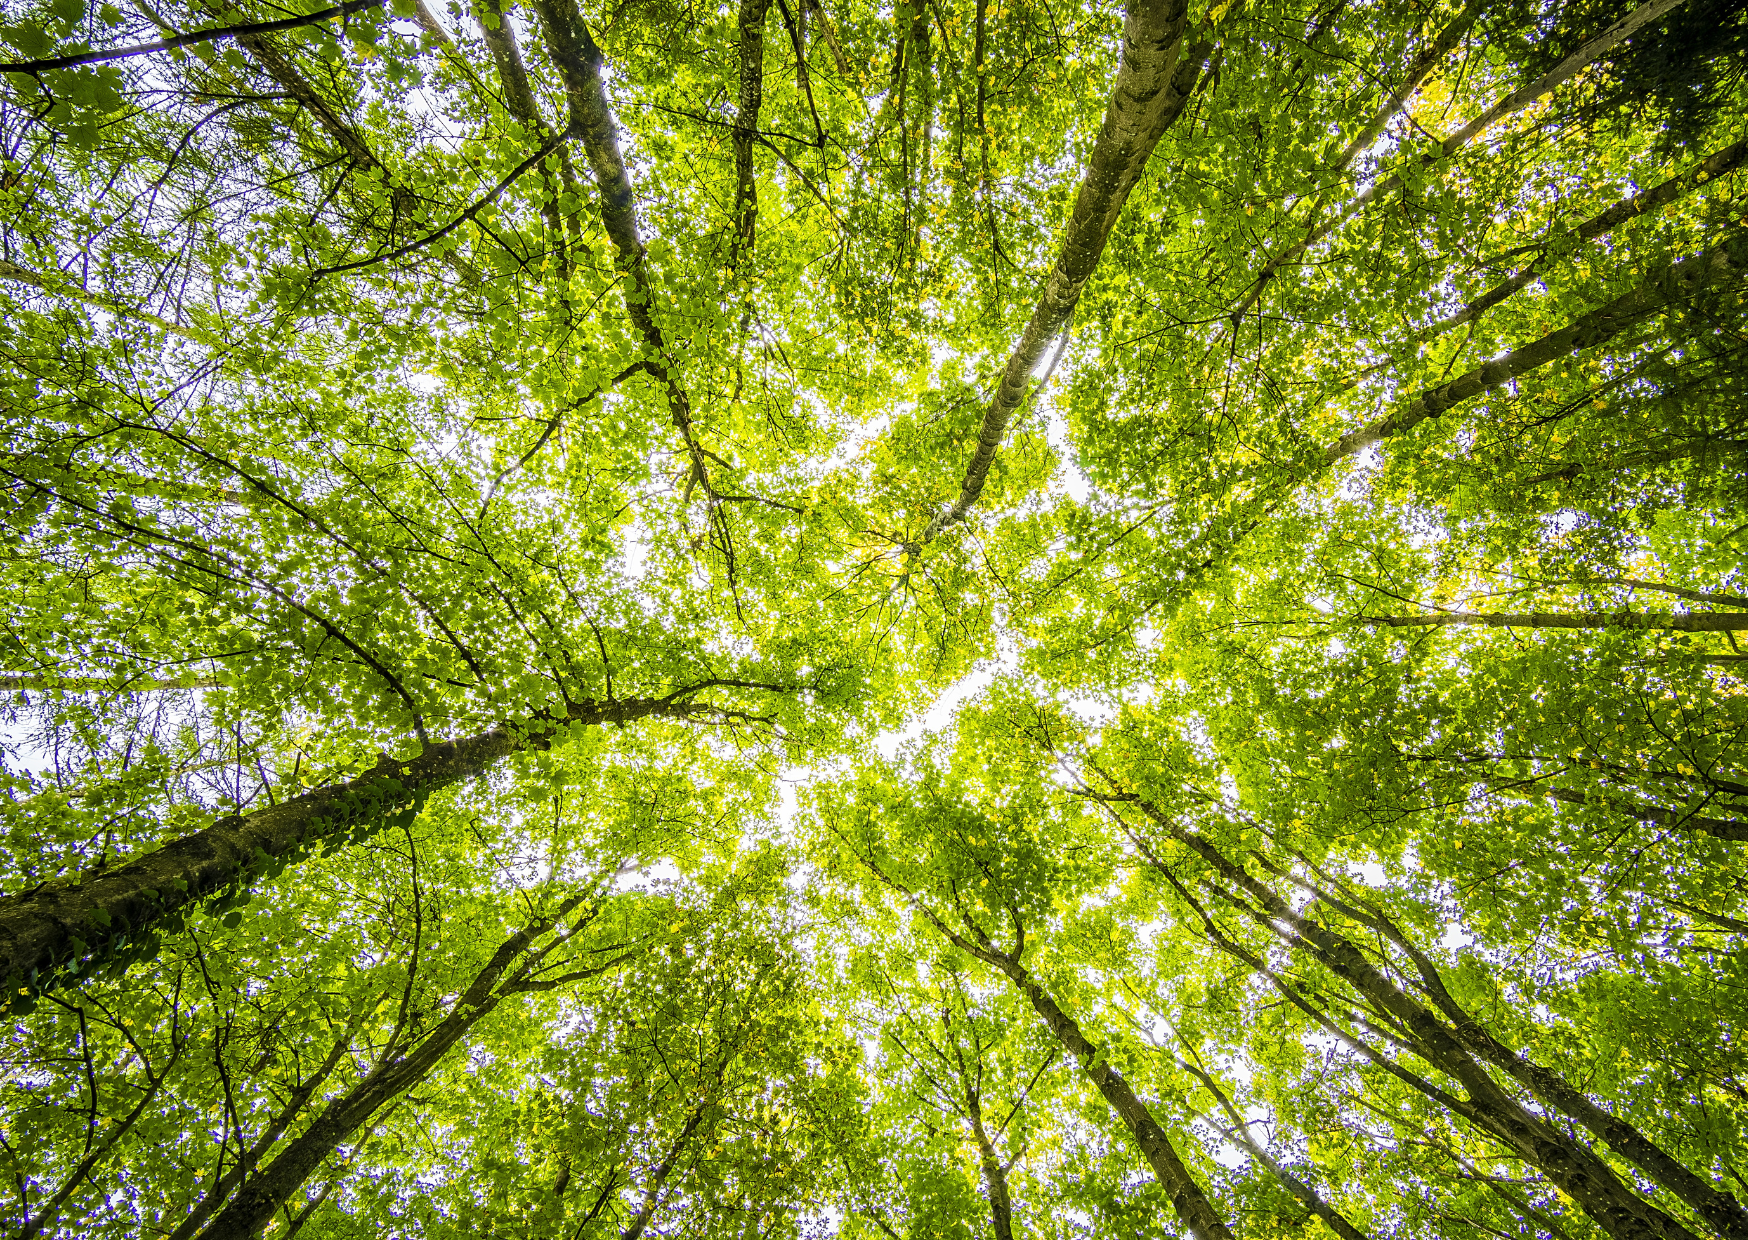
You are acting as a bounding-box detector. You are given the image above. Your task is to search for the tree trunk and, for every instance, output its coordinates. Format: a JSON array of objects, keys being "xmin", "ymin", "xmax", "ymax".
[
  {"xmin": 1354, "ymin": 610, "xmax": 1748, "ymax": 631},
  {"xmin": 1175, "ymin": 1057, "xmax": 1374, "ymax": 1240},
  {"xmin": 967, "ymin": 1098, "xmax": 1016, "ymax": 1240},
  {"xmin": 920, "ymin": 0, "xmax": 1212, "ymax": 540},
  {"xmin": 530, "ymin": 0, "xmax": 716, "ymax": 488},
  {"xmin": 1424, "ymin": 136, "xmax": 1748, "ymax": 337},
  {"xmin": 0, "ymin": 695, "xmax": 698, "ymax": 993},
  {"xmin": 619, "ymin": 1107, "xmax": 706, "ymax": 1240},
  {"xmin": 911, "ymin": 905, "xmax": 1234, "ymax": 1240},
  {"xmin": 1324, "ymin": 233, "xmax": 1748, "ymax": 464},
  {"xmin": 1296, "ymin": 864, "xmax": 1748, "ymax": 1240},
  {"xmin": 166, "ymin": 1028, "xmax": 358, "ymax": 1240},
  {"xmin": 478, "ymin": 0, "xmax": 582, "ymax": 260},
  {"xmin": 1250, "ymin": 0, "xmax": 1694, "ymax": 319},
  {"xmin": 194, "ymin": 895, "xmax": 595, "ymax": 1240},
  {"xmin": 994, "ymin": 954, "xmax": 1234, "ymax": 1240},
  {"xmin": 1113, "ymin": 793, "xmax": 1706, "ymax": 1240},
  {"xmin": 729, "ymin": 0, "xmax": 773, "ymax": 269},
  {"xmin": 1543, "ymin": 787, "xmax": 1748, "ymax": 842},
  {"xmin": 1227, "ymin": 0, "xmax": 1485, "ymax": 322}
]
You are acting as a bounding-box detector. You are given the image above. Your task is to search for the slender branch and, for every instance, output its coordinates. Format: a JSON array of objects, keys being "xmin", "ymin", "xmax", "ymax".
[
  {"xmin": 0, "ymin": 0, "xmax": 383, "ymax": 73},
  {"xmin": 1353, "ymin": 610, "xmax": 1748, "ymax": 632},
  {"xmin": 311, "ymin": 126, "xmax": 576, "ymax": 279}
]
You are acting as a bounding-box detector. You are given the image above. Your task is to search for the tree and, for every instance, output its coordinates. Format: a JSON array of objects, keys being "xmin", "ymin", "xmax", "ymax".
[{"xmin": 3, "ymin": 0, "xmax": 1745, "ymax": 1232}]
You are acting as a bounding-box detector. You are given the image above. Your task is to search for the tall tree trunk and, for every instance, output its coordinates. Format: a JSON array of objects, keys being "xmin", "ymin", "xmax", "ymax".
[
  {"xmin": 988, "ymin": 946, "xmax": 1233, "ymax": 1240},
  {"xmin": 194, "ymin": 893, "xmax": 609, "ymax": 1240},
  {"xmin": 729, "ymin": 0, "xmax": 773, "ymax": 270},
  {"xmin": 1354, "ymin": 610, "xmax": 1748, "ymax": 631},
  {"xmin": 1314, "ymin": 871, "xmax": 1748, "ymax": 1240},
  {"xmin": 903, "ymin": 900, "xmax": 1235, "ymax": 1240},
  {"xmin": 1228, "ymin": 0, "xmax": 1485, "ymax": 323},
  {"xmin": 920, "ymin": 0, "xmax": 1213, "ymax": 540},
  {"xmin": 167, "ymin": 1026, "xmax": 358, "ymax": 1240},
  {"xmin": 1323, "ymin": 233, "xmax": 1748, "ymax": 465},
  {"xmin": 1175, "ymin": 1057, "xmax": 1373, "ymax": 1240},
  {"xmin": 1540, "ymin": 786, "xmax": 1748, "ymax": 841},
  {"xmin": 966, "ymin": 1096, "xmax": 1016, "ymax": 1240},
  {"xmin": 1108, "ymin": 790, "xmax": 1720, "ymax": 1240},
  {"xmin": 1423, "ymin": 136, "xmax": 1748, "ymax": 338},
  {"xmin": 619, "ymin": 1108, "xmax": 707, "ymax": 1240},
  {"xmin": 1237, "ymin": 0, "xmax": 1693, "ymax": 321},
  {"xmin": 217, "ymin": 14, "xmax": 483, "ymax": 287},
  {"xmin": 478, "ymin": 0, "xmax": 582, "ymax": 264},
  {"xmin": 530, "ymin": 0, "xmax": 719, "ymax": 493},
  {"xmin": 0, "ymin": 694, "xmax": 708, "ymax": 992}
]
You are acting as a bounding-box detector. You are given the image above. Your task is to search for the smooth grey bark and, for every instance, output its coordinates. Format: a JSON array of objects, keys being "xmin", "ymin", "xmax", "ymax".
[
  {"xmin": 1324, "ymin": 233, "xmax": 1748, "ymax": 464},
  {"xmin": 920, "ymin": 0, "xmax": 1212, "ymax": 540},
  {"xmin": 195, "ymin": 894, "xmax": 609, "ymax": 1240},
  {"xmin": 0, "ymin": 259, "xmax": 219, "ymax": 345},
  {"xmin": 1354, "ymin": 610, "xmax": 1748, "ymax": 631},
  {"xmin": 1109, "ymin": 791, "xmax": 1720, "ymax": 1240},
  {"xmin": 0, "ymin": 674, "xmax": 219, "ymax": 693},
  {"xmin": 619, "ymin": 1108, "xmax": 707, "ymax": 1240},
  {"xmin": 978, "ymin": 939, "xmax": 1234, "ymax": 1240},
  {"xmin": 0, "ymin": 694, "xmax": 706, "ymax": 989}
]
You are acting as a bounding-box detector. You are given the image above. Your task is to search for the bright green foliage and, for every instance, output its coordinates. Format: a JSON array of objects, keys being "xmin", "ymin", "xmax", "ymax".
[{"xmin": 2, "ymin": 0, "xmax": 1745, "ymax": 1234}]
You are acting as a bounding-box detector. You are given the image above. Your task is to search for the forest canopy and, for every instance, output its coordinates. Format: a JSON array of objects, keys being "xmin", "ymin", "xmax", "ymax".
[{"xmin": 1, "ymin": 0, "xmax": 1745, "ymax": 1232}]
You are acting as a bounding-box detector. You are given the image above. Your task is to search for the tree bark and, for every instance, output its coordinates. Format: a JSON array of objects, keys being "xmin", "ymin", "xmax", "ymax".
[
  {"xmin": 219, "ymin": 17, "xmax": 483, "ymax": 286},
  {"xmin": 0, "ymin": 694, "xmax": 703, "ymax": 992},
  {"xmin": 1293, "ymin": 867, "xmax": 1748, "ymax": 1240},
  {"xmin": 1175, "ymin": 1057, "xmax": 1373, "ymax": 1240},
  {"xmin": 920, "ymin": 0, "xmax": 1212, "ymax": 540},
  {"xmin": 990, "ymin": 950, "xmax": 1233, "ymax": 1240},
  {"xmin": 1111, "ymin": 792, "xmax": 1711, "ymax": 1240},
  {"xmin": 478, "ymin": 0, "xmax": 583, "ymax": 261},
  {"xmin": 1246, "ymin": 0, "xmax": 1694, "ymax": 318},
  {"xmin": 1522, "ymin": 438, "xmax": 1748, "ymax": 485},
  {"xmin": 966, "ymin": 1096, "xmax": 1016, "ymax": 1240},
  {"xmin": 1424, "ymin": 136, "xmax": 1748, "ymax": 338},
  {"xmin": 194, "ymin": 894, "xmax": 602, "ymax": 1240},
  {"xmin": 903, "ymin": 902, "xmax": 1234, "ymax": 1240},
  {"xmin": 166, "ymin": 1026, "xmax": 358, "ymax": 1240},
  {"xmin": 1323, "ymin": 233, "xmax": 1748, "ymax": 464},
  {"xmin": 1227, "ymin": 0, "xmax": 1485, "ymax": 323},
  {"xmin": 619, "ymin": 1107, "xmax": 706, "ymax": 1240},
  {"xmin": 1543, "ymin": 787, "xmax": 1748, "ymax": 842},
  {"xmin": 0, "ymin": 673, "xmax": 219, "ymax": 693},
  {"xmin": 530, "ymin": 0, "xmax": 718, "ymax": 491},
  {"xmin": 1354, "ymin": 610, "xmax": 1748, "ymax": 631},
  {"xmin": 729, "ymin": 0, "xmax": 773, "ymax": 269},
  {"xmin": 0, "ymin": 259, "xmax": 220, "ymax": 345}
]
